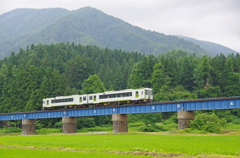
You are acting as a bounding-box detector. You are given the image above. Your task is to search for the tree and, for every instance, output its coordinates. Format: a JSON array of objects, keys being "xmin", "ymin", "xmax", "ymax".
[
  {"xmin": 129, "ymin": 55, "xmax": 158, "ymax": 88},
  {"xmin": 193, "ymin": 55, "xmax": 213, "ymax": 90},
  {"xmin": 222, "ymin": 58, "xmax": 240, "ymax": 96},
  {"xmin": 151, "ymin": 63, "xmax": 168, "ymax": 94},
  {"xmin": 65, "ymin": 55, "xmax": 94, "ymax": 89},
  {"xmin": 178, "ymin": 55, "xmax": 196, "ymax": 91},
  {"xmin": 40, "ymin": 68, "xmax": 68, "ymax": 98},
  {"xmin": 154, "ymin": 85, "xmax": 197, "ymax": 102},
  {"xmin": 82, "ymin": 75, "xmax": 106, "ymax": 94}
]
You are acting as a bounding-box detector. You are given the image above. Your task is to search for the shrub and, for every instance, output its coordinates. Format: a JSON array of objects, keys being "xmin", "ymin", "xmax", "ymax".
[
  {"xmin": 139, "ymin": 125, "xmax": 160, "ymax": 132},
  {"xmin": 35, "ymin": 120, "xmax": 42, "ymax": 130},
  {"xmin": 77, "ymin": 125, "xmax": 111, "ymax": 132},
  {"xmin": 0, "ymin": 127, "xmax": 22, "ymax": 133},
  {"xmin": 53, "ymin": 121, "xmax": 62, "ymax": 128},
  {"xmin": 189, "ymin": 113, "xmax": 227, "ymax": 133},
  {"xmin": 138, "ymin": 124, "xmax": 172, "ymax": 132},
  {"xmin": 232, "ymin": 118, "xmax": 240, "ymax": 124}
]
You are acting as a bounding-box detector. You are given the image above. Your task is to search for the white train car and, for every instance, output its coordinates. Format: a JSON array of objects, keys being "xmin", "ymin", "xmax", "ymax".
[
  {"xmin": 43, "ymin": 95, "xmax": 81, "ymax": 109},
  {"xmin": 94, "ymin": 88, "xmax": 153, "ymax": 104},
  {"xmin": 43, "ymin": 88, "xmax": 153, "ymax": 110}
]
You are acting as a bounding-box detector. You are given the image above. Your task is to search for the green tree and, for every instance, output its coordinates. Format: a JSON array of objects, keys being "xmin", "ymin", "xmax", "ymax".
[
  {"xmin": 193, "ymin": 55, "xmax": 213, "ymax": 90},
  {"xmin": 129, "ymin": 55, "xmax": 158, "ymax": 88},
  {"xmin": 151, "ymin": 63, "xmax": 168, "ymax": 94},
  {"xmin": 82, "ymin": 75, "xmax": 106, "ymax": 94},
  {"xmin": 178, "ymin": 55, "xmax": 196, "ymax": 91},
  {"xmin": 154, "ymin": 85, "xmax": 197, "ymax": 102},
  {"xmin": 223, "ymin": 58, "xmax": 240, "ymax": 96}
]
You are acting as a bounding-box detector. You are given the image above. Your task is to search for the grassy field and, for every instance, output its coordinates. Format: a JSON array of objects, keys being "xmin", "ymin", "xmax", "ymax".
[{"xmin": 0, "ymin": 132, "xmax": 239, "ymax": 157}]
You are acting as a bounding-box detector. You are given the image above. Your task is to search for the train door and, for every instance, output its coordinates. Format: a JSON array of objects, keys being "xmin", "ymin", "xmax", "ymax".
[
  {"xmin": 150, "ymin": 89, "xmax": 153, "ymax": 100},
  {"xmin": 79, "ymin": 96, "xmax": 83, "ymax": 104},
  {"xmin": 88, "ymin": 95, "xmax": 93, "ymax": 104},
  {"xmin": 94, "ymin": 95, "xmax": 97, "ymax": 102},
  {"xmin": 82, "ymin": 95, "xmax": 87, "ymax": 104},
  {"xmin": 145, "ymin": 90, "xmax": 149, "ymax": 99},
  {"xmin": 135, "ymin": 91, "xmax": 139, "ymax": 98}
]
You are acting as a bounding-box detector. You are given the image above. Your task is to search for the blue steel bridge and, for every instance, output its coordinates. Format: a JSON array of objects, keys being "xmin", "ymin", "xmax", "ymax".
[{"xmin": 0, "ymin": 96, "xmax": 240, "ymax": 121}]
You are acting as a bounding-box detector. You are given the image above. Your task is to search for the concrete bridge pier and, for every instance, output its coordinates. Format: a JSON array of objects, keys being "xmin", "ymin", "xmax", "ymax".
[
  {"xmin": 178, "ymin": 111, "xmax": 194, "ymax": 130},
  {"xmin": 62, "ymin": 117, "xmax": 77, "ymax": 133},
  {"xmin": 112, "ymin": 114, "xmax": 128, "ymax": 133},
  {"xmin": 22, "ymin": 119, "xmax": 36, "ymax": 135}
]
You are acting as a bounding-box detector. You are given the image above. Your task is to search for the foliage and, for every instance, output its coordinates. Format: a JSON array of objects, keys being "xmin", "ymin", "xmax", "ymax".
[
  {"xmin": 77, "ymin": 117, "xmax": 96, "ymax": 129},
  {"xmin": 77, "ymin": 125, "xmax": 112, "ymax": 132},
  {"xmin": 82, "ymin": 75, "xmax": 106, "ymax": 94},
  {"xmin": 189, "ymin": 113, "xmax": 227, "ymax": 133},
  {"xmin": 0, "ymin": 127, "xmax": 22, "ymax": 133},
  {"xmin": 154, "ymin": 85, "xmax": 197, "ymax": 102}
]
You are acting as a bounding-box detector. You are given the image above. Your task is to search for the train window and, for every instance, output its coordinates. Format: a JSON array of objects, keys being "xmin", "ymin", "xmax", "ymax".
[
  {"xmin": 145, "ymin": 90, "xmax": 148, "ymax": 95},
  {"xmin": 99, "ymin": 95, "xmax": 108, "ymax": 99},
  {"xmin": 142, "ymin": 91, "xmax": 143, "ymax": 95},
  {"xmin": 94, "ymin": 95, "xmax": 96, "ymax": 101},
  {"xmin": 136, "ymin": 91, "xmax": 139, "ymax": 98},
  {"xmin": 123, "ymin": 92, "xmax": 132, "ymax": 97},
  {"xmin": 47, "ymin": 100, "xmax": 49, "ymax": 105},
  {"xmin": 83, "ymin": 96, "xmax": 86, "ymax": 101},
  {"xmin": 51, "ymin": 98, "xmax": 73, "ymax": 103},
  {"xmin": 110, "ymin": 94, "xmax": 115, "ymax": 98},
  {"xmin": 117, "ymin": 94, "xmax": 121, "ymax": 97},
  {"xmin": 80, "ymin": 97, "xmax": 82, "ymax": 102},
  {"xmin": 89, "ymin": 96, "xmax": 93, "ymax": 100},
  {"xmin": 150, "ymin": 90, "xmax": 153, "ymax": 95}
]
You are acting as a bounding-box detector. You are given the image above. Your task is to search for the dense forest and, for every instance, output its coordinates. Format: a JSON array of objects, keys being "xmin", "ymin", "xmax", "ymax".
[{"xmin": 0, "ymin": 42, "xmax": 240, "ymax": 131}]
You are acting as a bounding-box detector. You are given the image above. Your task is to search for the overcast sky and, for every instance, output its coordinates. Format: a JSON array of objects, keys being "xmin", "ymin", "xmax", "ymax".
[{"xmin": 1, "ymin": 0, "xmax": 240, "ymax": 52}]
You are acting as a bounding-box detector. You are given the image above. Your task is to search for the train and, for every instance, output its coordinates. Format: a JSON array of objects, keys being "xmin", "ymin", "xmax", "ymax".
[{"xmin": 42, "ymin": 88, "xmax": 153, "ymax": 110}]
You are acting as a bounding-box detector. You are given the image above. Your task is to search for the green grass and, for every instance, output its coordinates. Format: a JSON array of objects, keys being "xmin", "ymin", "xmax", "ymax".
[
  {"xmin": 0, "ymin": 147, "xmax": 152, "ymax": 158},
  {"xmin": 0, "ymin": 133, "xmax": 239, "ymax": 157}
]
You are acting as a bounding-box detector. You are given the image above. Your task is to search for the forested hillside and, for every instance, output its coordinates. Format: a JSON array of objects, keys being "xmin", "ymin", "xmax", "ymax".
[
  {"xmin": 0, "ymin": 43, "xmax": 143, "ymax": 113},
  {"xmin": 0, "ymin": 43, "xmax": 240, "ymax": 130},
  {"xmin": 177, "ymin": 35, "xmax": 239, "ymax": 56},
  {"xmin": 0, "ymin": 7, "xmax": 208, "ymax": 58}
]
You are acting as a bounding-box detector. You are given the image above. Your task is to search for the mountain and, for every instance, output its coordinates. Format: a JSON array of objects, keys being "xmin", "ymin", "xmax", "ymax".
[
  {"xmin": 0, "ymin": 8, "xmax": 69, "ymax": 40},
  {"xmin": 0, "ymin": 8, "xmax": 70, "ymax": 58},
  {"xmin": 0, "ymin": 7, "xmax": 225, "ymax": 59},
  {"xmin": 177, "ymin": 35, "xmax": 239, "ymax": 56}
]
